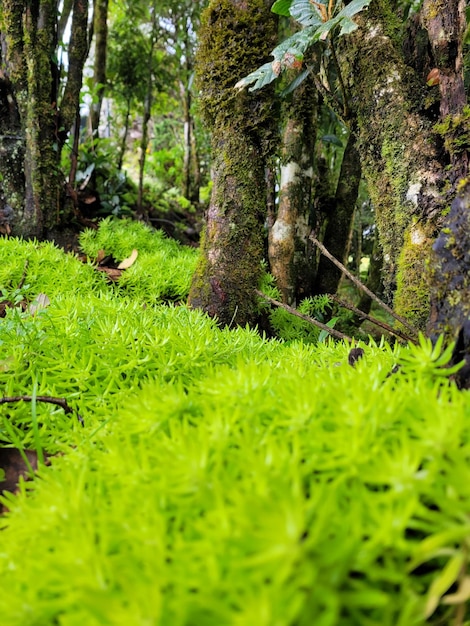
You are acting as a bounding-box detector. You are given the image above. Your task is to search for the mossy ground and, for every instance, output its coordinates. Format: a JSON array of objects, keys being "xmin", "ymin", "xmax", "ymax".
[{"xmin": 0, "ymin": 220, "xmax": 468, "ymax": 625}]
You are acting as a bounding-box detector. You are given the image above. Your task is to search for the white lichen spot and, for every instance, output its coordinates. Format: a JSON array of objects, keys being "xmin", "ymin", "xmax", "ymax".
[
  {"xmin": 410, "ymin": 223, "xmax": 426, "ymax": 245},
  {"xmin": 406, "ymin": 182, "xmax": 422, "ymax": 207},
  {"xmin": 271, "ymin": 218, "xmax": 293, "ymax": 243},
  {"xmin": 367, "ymin": 25, "xmax": 381, "ymax": 39},
  {"xmin": 280, "ymin": 162, "xmax": 301, "ymax": 189}
]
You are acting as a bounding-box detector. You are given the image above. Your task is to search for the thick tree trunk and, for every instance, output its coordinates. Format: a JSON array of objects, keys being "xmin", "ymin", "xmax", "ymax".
[
  {"xmin": 268, "ymin": 69, "xmax": 317, "ymax": 305},
  {"xmin": 426, "ymin": 0, "xmax": 470, "ymax": 383},
  {"xmin": 339, "ymin": 0, "xmax": 449, "ymax": 330},
  {"xmin": 189, "ymin": 128, "xmax": 269, "ymax": 325},
  {"xmin": 427, "ymin": 181, "xmax": 470, "ymax": 387},
  {"xmin": 188, "ymin": 0, "xmax": 278, "ymax": 326}
]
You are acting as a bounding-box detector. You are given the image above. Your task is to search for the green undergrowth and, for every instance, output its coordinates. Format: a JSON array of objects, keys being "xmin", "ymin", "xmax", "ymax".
[
  {"xmin": 0, "ymin": 225, "xmax": 469, "ymax": 625},
  {"xmin": 80, "ymin": 217, "xmax": 198, "ymax": 302}
]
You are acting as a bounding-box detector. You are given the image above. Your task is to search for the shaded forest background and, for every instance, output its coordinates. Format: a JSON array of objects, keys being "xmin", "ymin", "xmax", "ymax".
[{"xmin": 0, "ymin": 0, "xmax": 470, "ymax": 350}]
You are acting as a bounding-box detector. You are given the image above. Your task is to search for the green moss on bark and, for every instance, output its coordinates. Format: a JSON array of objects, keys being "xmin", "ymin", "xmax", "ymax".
[
  {"xmin": 339, "ymin": 0, "xmax": 446, "ymax": 328},
  {"xmin": 189, "ymin": 0, "xmax": 278, "ymax": 326},
  {"xmin": 434, "ymin": 105, "xmax": 470, "ymax": 157},
  {"xmin": 195, "ymin": 0, "xmax": 278, "ymax": 158},
  {"xmin": 394, "ymin": 222, "xmax": 433, "ymax": 330}
]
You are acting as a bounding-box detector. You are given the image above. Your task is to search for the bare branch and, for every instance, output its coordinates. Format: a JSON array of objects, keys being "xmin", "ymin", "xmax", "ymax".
[
  {"xmin": 331, "ymin": 295, "xmax": 415, "ymax": 343},
  {"xmin": 309, "ymin": 234, "xmax": 419, "ymax": 337}
]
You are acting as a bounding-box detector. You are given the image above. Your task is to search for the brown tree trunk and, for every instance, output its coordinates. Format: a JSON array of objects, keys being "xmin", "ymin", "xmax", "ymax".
[
  {"xmin": 90, "ymin": 0, "xmax": 108, "ymax": 136},
  {"xmin": 268, "ymin": 67, "xmax": 317, "ymax": 305},
  {"xmin": 314, "ymin": 131, "xmax": 361, "ymax": 295},
  {"xmin": 427, "ymin": 181, "xmax": 470, "ymax": 387},
  {"xmin": 339, "ymin": 0, "xmax": 449, "ymax": 330},
  {"xmin": 426, "ymin": 0, "xmax": 470, "ymax": 382},
  {"xmin": 60, "ymin": 0, "xmax": 89, "ymax": 134},
  {"xmin": 188, "ymin": 0, "xmax": 278, "ymax": 326},
  {"xmin": 0, "ymin": 0, "xmax": 90, "ymax": 238},
  {"xmin": 1, "ymin": 0, "xmax": 61, "ymax": 238}
]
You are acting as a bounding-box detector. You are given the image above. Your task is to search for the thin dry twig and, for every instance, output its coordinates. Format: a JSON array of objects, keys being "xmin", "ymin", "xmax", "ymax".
[
  {"xmin": 17, "ymin": 260, "xmax": 29, "ymax": 291},
  {"xmin": 331, "ymin": 295, "xmax": 415, "ymax": 343},
  {"xmin": 256, "ymin": 290, "xmax": 352, "ymax": 342},
  {"xmin": 309, "ymin": 234, "xmax": 419, "ymax": 337},
  {"xmin": 0, "ymin": 396, "xmax": 83, "ymax": 424}
]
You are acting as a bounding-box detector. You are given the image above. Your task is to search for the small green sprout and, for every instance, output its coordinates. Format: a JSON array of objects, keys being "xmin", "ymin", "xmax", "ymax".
[{"xmin": 399, "ymin": 333, "xmax": 464, "ymax": 382}]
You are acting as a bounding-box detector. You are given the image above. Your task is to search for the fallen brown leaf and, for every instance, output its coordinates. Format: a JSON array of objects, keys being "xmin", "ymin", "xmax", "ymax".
[{"xmin": 117, "ymin": 249, "xmax": 138, "ymax": 270}]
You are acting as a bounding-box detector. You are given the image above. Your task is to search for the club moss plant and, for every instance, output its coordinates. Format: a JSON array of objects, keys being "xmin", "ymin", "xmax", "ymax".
[
  {"xmin": 0, "ymin": 223, "xmax": 468, "ymax": 625},
  {"xmin": 79, "ymin": 217, "xmax": 199, "ymax": 303}
]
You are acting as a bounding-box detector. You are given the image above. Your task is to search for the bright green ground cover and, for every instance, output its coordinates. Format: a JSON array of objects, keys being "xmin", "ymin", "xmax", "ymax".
[{"xmin": 0, "ymin": 221, "xmax": 468, "ymax": 625}]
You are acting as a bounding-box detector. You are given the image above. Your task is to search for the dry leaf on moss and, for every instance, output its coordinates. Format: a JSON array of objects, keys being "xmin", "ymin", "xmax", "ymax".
[{"xmin": 117, "ymin": 249, "xmax": 138, "ymax": 269}]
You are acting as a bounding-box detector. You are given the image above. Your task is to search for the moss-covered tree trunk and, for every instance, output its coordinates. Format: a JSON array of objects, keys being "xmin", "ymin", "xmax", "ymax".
[
  {"xmin": 1, "ymin": 0, "xmax": 61, "ymax": 237},
  {"xmin": 0, "ymin": 0, "xmax": 89, "ymax": 238},
  {"xmin": 338, "ymin": 0, "xmax": 456, "ymax": 330},
  {"xmin": 188, "ymin": 0, "xmax": 278, "ymax": 326},
  {"xmin": 268, "ymin": 68, "xmax": 317, "ymax": 305},
  {"xmin": 426, "ymin": 0, "xmax": 470, "ymax": 383}
]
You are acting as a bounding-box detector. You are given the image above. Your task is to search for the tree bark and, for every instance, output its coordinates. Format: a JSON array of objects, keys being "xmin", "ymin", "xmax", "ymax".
[
  {"xmin": 60, "ymin": 0, "xmax": 90, "ymax": 135},
  {"xmin": 427, "ymin": 181, "xmax": 470, "ymax": 387},
  {"xmin": 426, "ymin": 0, "xmax": 470, "ymax": 381},
  {"xmin": 339, "ymin": 0, "xmax": 448, "ymax": 330},
  {"xmin": 268, "ymin": 65, "xmax": 317, "ymax": 305},
  {"xmin": 1, "ymin": 0, "xmax": 91, "ymax": 238},
  {"xmin": 90, "ymin": 0, "xmax": 108, "ymax": 136},
  {"xmin": 188, "ymin": 0, "xmax": 278, "ymax": 326},
  {"xmin": 314, "ymin": 131, "xmax": 361, "ymax": 295},
  {"xmin": 1, "ymin": 0, "xmax": 61, "ymax": 238}
]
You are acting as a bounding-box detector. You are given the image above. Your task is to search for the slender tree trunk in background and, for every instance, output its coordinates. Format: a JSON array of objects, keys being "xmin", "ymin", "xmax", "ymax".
[
  {"xmin": 339, "ymin": 0, "xmax": 450, "ymax": 330},
  {"xmin": 189, "ymin": 117, "xmax": 201, "ymax": 205},
  {"xmin": 188, "ymin": 0, "xmax": 278, "ymax": 327},
  {"xmin": 58, "ymin": 0, "xmax": 74, "ymax": 41},
  {"xmin": 90, "ymin": 0, "xmax": 108, "ymax": 136},
  {"xmin": 355, "ymin": 231, "xmax": 383, "ymax": 319},
  {"xmin": 118, "ymin": 99, "xmax": 131, "ymax": 171},
  {"xmin": 268, "ymin": 69, "xmax": 317, "ymax": 305},
  {"xmin": 179, "ymin": 24, "xmax": 200, "ymax": 205},
  {"xmin": 137, "ymin": 91, "xmax": 152, "ymax": 215},
  {"xmin": 60, "ymin": 0, "xmax": 89, "ymax": 135},
  {"xmin": 137, "ymin": 5, "xmax": 158, "ymax": 216},
  {"xmin": 314, "ymin": 131, "xmax": 361, "ymax": 295}
]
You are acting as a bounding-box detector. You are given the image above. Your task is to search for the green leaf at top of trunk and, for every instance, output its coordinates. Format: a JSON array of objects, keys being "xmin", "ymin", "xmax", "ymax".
[{"xmin": 271, "ymin": 0, "xmax": 293, "ymax": 16}]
